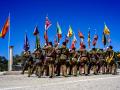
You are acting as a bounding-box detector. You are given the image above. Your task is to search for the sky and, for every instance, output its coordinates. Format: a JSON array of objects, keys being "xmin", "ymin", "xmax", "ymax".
[{"xmin": 0, "ymin": 0, "xmax": 120, "ymax": 59}]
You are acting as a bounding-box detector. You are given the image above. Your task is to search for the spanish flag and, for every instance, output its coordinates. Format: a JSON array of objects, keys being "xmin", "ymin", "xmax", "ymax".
[
  {"xmin": 67, "ymin": 25, "xmax": 73, "ymax": 37},
  {"xmin": 0, "ymin": 16, "xmax": 10, "ymax": 38},
  {"xmin": 104, "ymin": 24, "xmax": 110, "ymax": 35}
]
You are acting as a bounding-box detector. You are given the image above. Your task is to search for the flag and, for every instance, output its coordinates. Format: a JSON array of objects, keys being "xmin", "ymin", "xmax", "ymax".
[
  {"xmin": 78, "ymin": 31, "xmax": 84, "ymax": 38},
  {"xmin": 73, "ymin": 34, "xmax": 77, "ymax": 43},
  {"xmin": 45, "ymin": 16, "xmax": 52, "ymax": 30},
  {"xmin": 104, "ymin": 24, "xmax": 110, "ymax": 35},
  {"xmin": 33, "ymin": 26, "xmax": 39, "ymax": 36},
  {"xmin": 94, "ymin": 34, "xmax": 98, "ymax": 40},
  {"xmin": 57, "ymin": 22, "xmax": 62, "ymax": 40},
  {"xmin": 35, "ymin": 35, "xmax": 40, "ymax": 49},
  {"xmin": 44, "ymin": 31, "xmax": 48, "ymax": 45},
  {"xmin": 24, "ymin": 33, "xmax": 30, "ymax": 51},
  {"xmin": 88, "ymin": 30, "xmax": 90, "ymax": 48},
  {"xmin": 108, "ymin": 37, "xmax": 111, "ymax": 43},
  {"xmin": 54, "ymin": 35, "xmax": 58, "ymax": 45},
  {"xmin": 71, "ymin": 34, "xmax": 77, "ymax": 49},
  {"xmin": 92, "ymin": 34, "xmax": 98, "ymax": 46},
  {"xmin": 67, "ymin": 25, "xmax": 73, "ymax": 37},
  {"xmin": 0, "ymin": 16, "xmax": 10, "ymax": 38},
  {"xmin": 65, "ymin": 34, "xmax": 69, "ymax": 43},
  {"xmin": 102, "ymin": 32, "xmax": 106, "ymax": 46},
  {"xmin": 80, "ymin": 42, "xmax": 84, "ymax": 49},
  {"xmin": 71, "ymin": 41, "xmax": 75, "ymax": 49},
  {"xmin": 92, "ymin": 39, "xmax": 97, "ymax": 46}
]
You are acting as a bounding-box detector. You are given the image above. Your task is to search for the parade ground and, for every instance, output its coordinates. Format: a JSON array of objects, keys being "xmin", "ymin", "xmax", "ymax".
[{"xmin": 0, "ymin": 70, "xmax": 120, "ymax": 90}]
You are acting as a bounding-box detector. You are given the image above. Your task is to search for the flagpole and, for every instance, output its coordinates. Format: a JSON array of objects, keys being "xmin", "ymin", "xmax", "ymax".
[{"xmin": 8, "ymin": 13, "xmax": 11, "ymax": 71}]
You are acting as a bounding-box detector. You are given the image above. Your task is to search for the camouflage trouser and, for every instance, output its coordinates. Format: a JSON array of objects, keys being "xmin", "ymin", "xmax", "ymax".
[
  {"xmin": 28, "ymin": 61, "xmax": 34, "ymax": 77},
  {"xmin": 99, "ymin": 60, "xmax": 107, "ymax": 74},
  {"xmin": 106, "ymin": 60, "xmax": 117, "ymax": 74},
  {"xmin": 21, "ymin": 60, "xmax": 28, "ymax": 74},
  {"xmin": 79, "ymin": 57, "xmax": 89, "ymax": 75},
  {"xmin": 60, "ymin": 59, "xmax": 67, "ymax": 76},
  {"xmin": 71, "ymin": 58, "xmax": 78, "ymax": 76},
  {"xmin": 49, "ymin": 64, "xmax": 55, "ymax": 77},
  {"xmin": 55, "ymin": 60, "xmax": 61, "ymax": 76},
  {"xmin": 61, "ymin": 64, "xmax": 67, "ymax": 76}
]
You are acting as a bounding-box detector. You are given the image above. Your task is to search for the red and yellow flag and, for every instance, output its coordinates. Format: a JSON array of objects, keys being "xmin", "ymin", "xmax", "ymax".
[
  {"xmin": 0, "ymin": 16, "xmax": 10, "ymax": 38},
  {"xmin": 67, "ymin": 25, "xmax": 73, "ymax": 37}
]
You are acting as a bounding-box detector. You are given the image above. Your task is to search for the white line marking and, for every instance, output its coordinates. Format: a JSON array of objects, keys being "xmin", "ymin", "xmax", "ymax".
[{"xmin": 1, "ymin": 75, "xmax": 120, "ymax": 90}]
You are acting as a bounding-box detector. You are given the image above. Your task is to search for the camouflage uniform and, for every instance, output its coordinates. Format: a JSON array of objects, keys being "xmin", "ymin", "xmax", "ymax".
[
  {"xmin": 106, "ymin": 46, "xmax": 117, "ymax": 75},
  {"xmin": 60, "ymin": 42, "xmax": 68, "ymax": 77},
  {"xmin": 70, "ymin": 48, "xmax": 78, "ymax": 76},
  {"xmin": 90, "ymin": 48, "xmax": 99, "ymax": 75},
  {"xmin": 79, "ymin": 46, "xmax": 89, "ymax": 75},
  {"xmin": 43, "ymin": 45, "xmax": 49, "ymax": 76},
  {"xmin": 45, "ymin": 42, "xmax": 55, "ymax": 78},
  {"xmin": 27, "ymin": 55, "xmax": 34, "ymax": 77},
  {"xmin": 98, "ymin": 49, "xmax": 106, "ymax": 74},
  {"xmin": 21, "ymin": 51, "xmax": 31, "ymax": 75},
  {"xmin": 54, "ymin": 45, "xmax": 61, "ymax": 76},
  {"xmin": 32, "ymin": 49, "xmax": 44, "ymax": 78}
]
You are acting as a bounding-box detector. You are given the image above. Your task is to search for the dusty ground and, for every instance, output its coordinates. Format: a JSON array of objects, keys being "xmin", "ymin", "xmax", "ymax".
[{"xmin": 0, "ymin": 71, "xmax": 120, "ymax": 90}]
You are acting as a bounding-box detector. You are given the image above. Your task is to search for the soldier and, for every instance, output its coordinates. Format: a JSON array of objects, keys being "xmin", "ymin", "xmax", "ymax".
[
  {"xmin": 97, "ymin": 49, "xmax": 106, "ymax": 74},
  {"xmin": 106, "ymin": 46, "xmax": 117, "ymax": 75},
  {"xmin": 21, "ymin": 51, "xmax": 31, "ymax": 74},
  {"xmin": 90, "ymin": 48, "xmax": 99, "ymax": 75},
  {"xmin": 70, "ymin": 47, "xmax": 78, "ymax": 76},
  {"xmin": 32, "ymin": 48, "xmax": 44, "ymax": 78},
  {"xmin": 43, "ymin": 45, "xmax": 49, "ymax": 76},
  {"xmin": 79, "ymin": 45, "xmax": 89, "ymax": 75},
  {"xmin": 60, "ymin": 42, "xmax": 69, "ymax": 77},
  {"xmin": 44, "ymin": 42, "xmax": 55, "ymax": 78},
  {"xmin": 67, "ymin": 49, "xmax": 72, "ymax": 76},
  {"xmin": 54, "ymin": 43, "xmax": 61, "ymax": 76},
  {"xmin": 27, "ymin": 54, "xmax": 34, "ymax": 77}
]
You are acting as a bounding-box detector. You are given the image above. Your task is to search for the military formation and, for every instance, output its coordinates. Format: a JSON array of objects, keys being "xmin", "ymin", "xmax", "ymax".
[{"xmin": 21, "ymin": 41, "xmax": 117, "ymax": 78}]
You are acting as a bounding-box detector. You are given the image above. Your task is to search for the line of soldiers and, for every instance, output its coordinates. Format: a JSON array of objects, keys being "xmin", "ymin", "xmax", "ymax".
[{"xmin": 21, "ymin": 42, "xmax": 117, "ymax": 78}]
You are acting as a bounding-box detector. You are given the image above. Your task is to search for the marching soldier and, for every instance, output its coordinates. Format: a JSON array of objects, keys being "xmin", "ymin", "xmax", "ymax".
[
  {"xmin": 60, "ymin": 42, "xmax": 69, "ymax": 77},
  {"xmin": 90, "ymin": 48, "xmax": 99, "ymax": 75},
  {"xmin": 70, "ymin": 47, "xmax": 78, "ymax": 76},
  {"xmin": 32, "ymin": 48, "xmax": 44, "ymax": 78},
  {"xmin": 79, "ymin": 45, "xmax": 89, "ymax": 75},
  {"xmin": 54, "ymin": 43, "xmax": 61, "ymax": 76},
  {"xmin": 67, "ymin": 49, "xmax": 72, "ymax": 75},
  {"xmin": 44, "ymin": 42, "xmax": 55, "ymax": 78},
  {"xmin": 97, "ymin": 49, "xmax": 106, "ymax": 74},
  {"xmin": 106, "ymin": 46, "xmax": 117, "ymax": 75},
  {"xmin": 21, "ymin": 51, "xmax": 31, "ymax": 75},
  {"xmin": 43, "ymin": 45, "xmax": 49, "ymax": 76}
]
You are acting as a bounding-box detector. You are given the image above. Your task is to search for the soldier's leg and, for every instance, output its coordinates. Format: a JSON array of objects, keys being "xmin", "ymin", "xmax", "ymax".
[
  {"xmin": 21, "ymin": 61, "xmax": 28, "ymax": 74},
  {"xmin": 63, "ymin": 64, "xmax": 67, "ymax": 77},
  {"xmin": 101, "ymin": 61, "xmax": 104, "ymax": 74},
  {"xmin": 37, "ymin": 65, "xmax": 42, "ymax": 78},
  {"xmin": 112, "ymin": 62, "xmax": 117, "ymax": 75},
  {"xmin": 73, "ymin": 65, "xmax": 77, "ymax": 76},
  {"xmin": 52, "ymin": 64, "xmax": 55, "ymax": 77},
  {"xmin": 93, "ymin": 64, "xmax": 97, "ymax": 75},
  {"xmin": 68, "ymin": 64, "xmax": 72, "ymax": 75},
  {"xmin": 28, "ymin": 66, "xmax": 32, "ymax": 77},
  {"xmin": 61, "ymin": 64, "xmax": 64, "ymax": 76},
  {"xmin": 56, "ymin": 62, "xmax": 61, "ymax": 76},
  {"xmin": 84, "ymin": 63, "xmax": 88, "ymax": 75},
  {"xmin": 49, "ymin": 64, "xmax": 52, "ymax": 78},
  {"xmin": 79, "ymin": 64, "xmax": 83, "ymax": 75}
]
